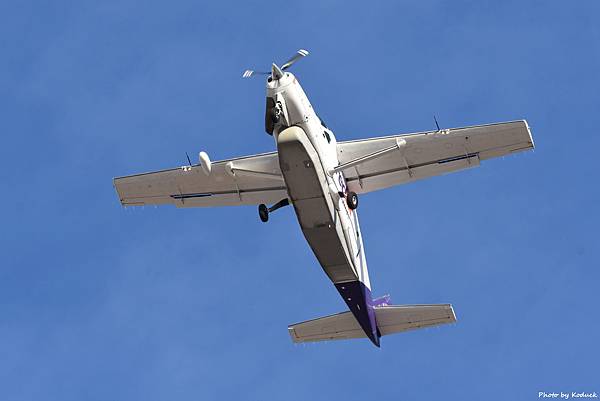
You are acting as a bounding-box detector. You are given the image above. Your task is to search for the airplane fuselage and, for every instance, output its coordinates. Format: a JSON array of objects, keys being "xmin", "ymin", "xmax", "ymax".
[{"xmin": 266, "ymin": 72, "xmax": 381, "ymax": 345}]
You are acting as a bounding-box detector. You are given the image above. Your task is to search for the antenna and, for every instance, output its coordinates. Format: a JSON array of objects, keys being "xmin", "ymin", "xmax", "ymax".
[
  {"xmin": 434, "ymin": 115, "xmax": 441, "ymax": 131},
  {"xmin": 186, "ymin": 152, "xmax": 192, "ymax": 166}
]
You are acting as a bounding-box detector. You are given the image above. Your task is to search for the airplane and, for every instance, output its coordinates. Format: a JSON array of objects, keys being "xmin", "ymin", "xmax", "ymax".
[{"xmin": 113, "ymin": 49, "xmax": 535, "ymax": 347}]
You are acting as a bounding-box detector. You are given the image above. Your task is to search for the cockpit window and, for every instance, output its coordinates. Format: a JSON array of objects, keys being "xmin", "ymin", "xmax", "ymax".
[{"xmin": 323, "ymin": 130, "xmax": 331, "ymax": 143}]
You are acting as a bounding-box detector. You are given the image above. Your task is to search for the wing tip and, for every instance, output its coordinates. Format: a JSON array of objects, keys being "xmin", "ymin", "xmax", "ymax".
[
  {"xmin": 521, "ymin": 119, "xmax": 535, "ymax": 149},
  {"xmin": 448, "ymin": 304, "xmax": 457, "ymax": 323},
  {"xmin": 288, "ymin": 326, "xmax": 300, "ymax": 343}
]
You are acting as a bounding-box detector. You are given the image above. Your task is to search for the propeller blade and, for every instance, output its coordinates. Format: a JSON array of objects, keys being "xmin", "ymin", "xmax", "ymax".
[
  {"xmin": 281, "ymin": 49, "xmax": 309, "ymax": 70},
  {"xmin": 242, "ymin": 70, "xmax": 270, "ymax": 78}
]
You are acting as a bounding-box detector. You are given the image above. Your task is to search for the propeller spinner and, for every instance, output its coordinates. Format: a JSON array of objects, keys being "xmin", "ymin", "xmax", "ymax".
[{"xmin": 242, "ymin": 49, "xmax": 309, "ymax": 79}]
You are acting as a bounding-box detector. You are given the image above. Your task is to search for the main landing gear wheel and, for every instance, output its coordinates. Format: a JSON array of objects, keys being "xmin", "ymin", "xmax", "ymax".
[
  {"xmin": 346, "ymin": 191, "xmax": 358, "ymax": 210},
  {"xmin": 258, "ymin": 199, "xmax": 289, "ymax": 222},
  {"xmin": 258, "ymin": 204, "xmax": 269, "ymax": 222}
]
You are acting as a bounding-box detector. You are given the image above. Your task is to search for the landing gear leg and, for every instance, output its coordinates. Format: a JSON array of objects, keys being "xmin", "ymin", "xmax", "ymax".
[{"xmin": 258, "ymin": 198, "xmax": 290, "ymax": 223}]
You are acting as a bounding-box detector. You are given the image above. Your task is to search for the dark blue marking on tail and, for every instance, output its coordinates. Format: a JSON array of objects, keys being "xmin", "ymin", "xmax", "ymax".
[{"xmin": 335, "ymin": 281, "xmax": 380, "ymax": 347}]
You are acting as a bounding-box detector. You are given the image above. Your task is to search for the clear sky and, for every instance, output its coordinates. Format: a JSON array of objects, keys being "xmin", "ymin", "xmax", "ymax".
[{"xmin": 2, "ymin": 1, "xmax": 599, "ymax": 400}]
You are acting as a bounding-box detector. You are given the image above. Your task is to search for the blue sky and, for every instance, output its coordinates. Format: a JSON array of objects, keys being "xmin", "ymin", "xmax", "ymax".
[{"xmin": 2, "ymin": 1, "xmax": 599, "ymax": 400}]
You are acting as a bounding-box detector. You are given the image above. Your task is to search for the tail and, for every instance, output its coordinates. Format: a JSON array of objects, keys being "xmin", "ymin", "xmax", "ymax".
[{"xmin": 288, "ymin": 303, "xmax": 456, "ymax": 346}]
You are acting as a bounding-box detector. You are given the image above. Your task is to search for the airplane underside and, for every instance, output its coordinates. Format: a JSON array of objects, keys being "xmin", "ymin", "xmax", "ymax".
[
  {"xmin": 276, "ymin": 126, "xmax": 380, "ymax": 346},
  {"xmin": 113, "ymin": 51, "xmax": 533, "ymax": 346}
]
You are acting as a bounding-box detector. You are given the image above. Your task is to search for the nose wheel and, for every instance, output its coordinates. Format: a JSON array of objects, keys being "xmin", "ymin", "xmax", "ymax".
[
  {"xmin": 346, "ymin": 191, "xmax": 358, "ymax": 210},
  {"xmin": 258, "ymin": 198, "xmax": 290, "ymax": 223}
]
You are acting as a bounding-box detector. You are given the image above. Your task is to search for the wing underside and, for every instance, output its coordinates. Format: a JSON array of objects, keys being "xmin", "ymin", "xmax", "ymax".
[
  {"xmin": 337, "ymin": 120, "xmax": 534, "ymax": 194},
  {"xmin": 114, "ymin": 151, "xmax": 287, "ymax": 208}
]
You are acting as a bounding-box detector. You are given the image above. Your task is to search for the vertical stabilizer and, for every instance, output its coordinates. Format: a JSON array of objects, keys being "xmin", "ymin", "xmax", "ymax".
[{"xmin": 335, "ymin": 281, "xmax": 380, "ymax": 346}]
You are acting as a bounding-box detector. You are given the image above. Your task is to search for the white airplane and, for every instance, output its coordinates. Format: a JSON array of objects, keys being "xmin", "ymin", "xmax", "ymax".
[{"xmin": 114, "ymin": 50, "xmax": 535, "ymax": 347}]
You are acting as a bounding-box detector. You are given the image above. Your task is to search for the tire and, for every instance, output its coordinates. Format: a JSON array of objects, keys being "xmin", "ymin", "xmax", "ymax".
[
  {"xmin": 258, "ymin": 204, "xmax": 269, "ymax": 222},
  {"xmin": 346, "ymin": 191, "xmax": 358, "ymax": 210}
]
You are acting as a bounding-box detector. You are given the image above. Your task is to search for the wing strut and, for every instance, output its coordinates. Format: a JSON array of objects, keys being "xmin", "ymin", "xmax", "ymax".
[
  {"xmin": 328, "ymin": 138, "xmax": 407, "ymax": 176},
  {"xmin": 224, "ymin": 162, "xmax": 284, "ymax": 181}
]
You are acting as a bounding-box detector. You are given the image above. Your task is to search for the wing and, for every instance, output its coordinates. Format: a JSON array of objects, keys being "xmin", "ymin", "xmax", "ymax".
[
  {"xmin": 114, "ymin": 151, "xmax": 288, "ymax": 208},
  {"xmin": 337, "ymin": 120, "xmax": 534, "ymax": 194}
]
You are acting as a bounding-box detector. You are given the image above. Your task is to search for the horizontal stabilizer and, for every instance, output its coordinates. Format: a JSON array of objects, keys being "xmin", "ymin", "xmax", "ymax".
[
  {"xmin": 288, "ymin": 304, "xmax": 456, "ymax": 344},
  {"xmin": 375, "ymin": 304, "xmax": 456, "ymax": 336}
]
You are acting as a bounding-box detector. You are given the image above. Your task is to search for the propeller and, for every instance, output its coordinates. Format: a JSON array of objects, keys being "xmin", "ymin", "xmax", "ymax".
[
  {"xmin": 242, "ymin": 49, "xmax": 309, "ymax": 79},
  {"xmin": 281, "ymin": 48, "xmax": 309, "ymax": 70}
]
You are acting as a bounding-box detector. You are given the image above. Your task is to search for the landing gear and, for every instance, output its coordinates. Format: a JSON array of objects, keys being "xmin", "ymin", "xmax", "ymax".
[
  {"xmin": 270, "ymin": 108, "xmax": 280, "ymax": 124},
  {"xmin": 258, "ymin": 204, "xmax": 269, "ymax": 222},
  {"xmin": 258, "ymin": 198, "xmax": 290, "ymax": 223},
  {"xmin": 346, "ymin": 191, "xmax": 358, "ymax": 210},
  {"xmin": 267, "ymin": 102, "xmax": 283, "ymax": 126}
]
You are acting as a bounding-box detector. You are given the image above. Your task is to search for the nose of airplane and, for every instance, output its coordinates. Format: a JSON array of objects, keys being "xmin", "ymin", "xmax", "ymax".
[
  {"xmin": 242, "ymin": 49, "xmax": 308, "ymax": 80},
  {"xmin": 271, "ymin": 63, "xmax": 284, "ymax": 80}
]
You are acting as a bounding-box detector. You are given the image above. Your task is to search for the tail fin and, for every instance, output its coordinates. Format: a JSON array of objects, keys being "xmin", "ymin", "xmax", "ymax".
[{"xmin": 288, "ymin": 304, "xmax": 456, "ymax": 344}]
